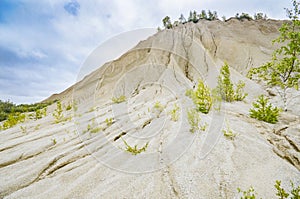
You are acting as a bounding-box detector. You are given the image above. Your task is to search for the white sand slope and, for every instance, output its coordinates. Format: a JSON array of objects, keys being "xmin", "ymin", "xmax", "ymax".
[{"xmin": 0, "ymin": 19, "xmax": 299, "ymax": 198}]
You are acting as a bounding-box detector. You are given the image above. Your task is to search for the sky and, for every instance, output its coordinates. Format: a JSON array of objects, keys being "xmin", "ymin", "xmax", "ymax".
[{"xmin": 0, "ymin": 0, "xmax": 292, "ymax": 104}]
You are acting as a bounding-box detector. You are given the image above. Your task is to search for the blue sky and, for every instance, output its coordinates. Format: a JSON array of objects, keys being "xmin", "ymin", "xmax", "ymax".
[{"xmin": 0, "ymin": 0, "xmax": 292, "ymax": 104}]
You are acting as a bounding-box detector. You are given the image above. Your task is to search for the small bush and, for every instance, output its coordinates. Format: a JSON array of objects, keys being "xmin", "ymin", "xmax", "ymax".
[
  {"xmin": 105, "ymin": 118, "xmax": 114, "ymax": 126},
  {"xmin": 35, "ymin": 107, "xmax": 47, "ymax": 120},
  {"xmin": 237, "ymin": 186, "xmax": 258, "ymax": 199},
  {"xmin": 65, "ymin": 103, "xmax": 72, "ymax": 111},
  {"xmin": 53, "ymin": 101, "xmax": 63, "ymax": 123},
  {"xmin": 122, "ymin": 139, "xmax": 149, "ymax": 155},
  {"xmin": 90, "ymin": 127, "xmax": 102, "ymax": 134},
  {"xmin": 2, "ymin": 113, "xmax": 25, "ymax": 130},
  {"xmin": 222, "ymin": 120, "xmax": 236, "ymax": 140},
  {"xmin": 186, "ymin": 80, "xmax": 212, "ymax": 114},
  {"xmin": 216, "ymin": 63, "xmax": 247, "ymax": 102},
  {"xmin": 187, "ymin": 109, "xmax": 201, "ymax": 133},
  {"xmin": 234, "ymin": 80, "xmax": 248, "ymax": 101},
  {"xmin": 169, "ymin": 104, "xmax": 180, "ymax": 121},
  {"xmin": 249, "ymin": 95, "xmax": 280, "ymax": 124},
  {"xmin": 112, "ymin": 95, "xmax": 126, "ymax": 104},
  {"xmin": 20, "ymin": 126, "xmax": 27, "ymax": 134}
]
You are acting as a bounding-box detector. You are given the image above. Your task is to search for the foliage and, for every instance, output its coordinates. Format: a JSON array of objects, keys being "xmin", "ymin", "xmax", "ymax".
[
  {"xmin": 238, "ymin": 181, "xmax": 300, "ymax": 199},
  {"xmin": 105, "ymin": 118, "xmax": 114, "ymax": 126},
  {"xmin": 275, "ymin": 181, "xmax": 290, "ymax": 199},
  {"xmin": 169, "ymin": 104, "xmax": 180, "ymax": 121},
  {"xmin": 249, "ymin": 95, "xmax": 280, "ymax": 124},
  {"xmin": 248, "ymin": 1, "xmax": 300, "ymax": 111},
  {"xmin": 35, "ymin": 107, "xmax": 47, "ymax": 120},
  {"xmin": 235, "ymin": 80, "xmax": 248, "ymax": 101},
  {"xmin": 65, "ymin": 103, "xmax": 72, "ymax": 111},
  {"xmin": 236, "ymin": 13, "xmax": 253, "ymax": 21},
  {"xmin": 90, "ymin": 127, "xmax": 102, "ymax": 134},
  {"xmin": 162, "ymin": 16, "xmax": 172, "ymax": 29},
  {"xmin": 0, "ymin": 99, "xmax": 52, "ymax": 122},
  {"xmin": 216, "ymin": 63, "xmax": 247, "ymax": 102},
  {"xmin": 237, "ymin": 186, "xmax": 258, "ymax": 199},
  {"xmin": 20, "ymin": 126, "xmax": 27, "ymax": 134},
  {"xmin": 254, "ymin": 13, "xmax": 268, "ymax": 20},
  {"xmin": 275, "ymin": 180, "xmax": 300, "ymax": 199},
  {"xmin": 53, "ymin": 101, "xmax": 64, "ymax": 123},
  {"xmin": 112, "ymin": 95, "xmax": 126, "ymax": 104},
  {"xmin": 1, "ymin": 113, "xmax": 26, "ymax": 130},
  {"xmin": 222, "ymin": 120, "xmax": 237, "ymax": 140},
  {"xmin": 186, "ymin": 80, "xmax": 212, "ymax": 114},
  {"xmin": 122, "ymin": 139, "xmax": 149, "ymax": 155},
  {"xmin": 187, "ymin": 109, "xmax": 202, "ymax": 133}
]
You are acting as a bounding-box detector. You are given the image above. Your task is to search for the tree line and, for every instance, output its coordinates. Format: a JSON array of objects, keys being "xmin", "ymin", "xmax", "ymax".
[{"xmin": 161, "ymin": 10, "xmax": 268, "ymax": 29}]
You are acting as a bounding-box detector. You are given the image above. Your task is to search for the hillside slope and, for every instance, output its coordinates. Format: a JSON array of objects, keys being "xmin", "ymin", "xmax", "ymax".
[{"xmin": 1, "ymin": 19, "xmax": 299, "ymax": 198}]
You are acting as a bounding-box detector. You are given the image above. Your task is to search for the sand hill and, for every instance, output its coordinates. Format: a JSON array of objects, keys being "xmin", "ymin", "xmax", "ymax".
[{"xmin": 0, "ymin": 19, "xmax": 299, "ymax": 198}]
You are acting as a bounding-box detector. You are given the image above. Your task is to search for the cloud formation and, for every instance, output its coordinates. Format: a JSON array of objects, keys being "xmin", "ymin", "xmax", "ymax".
[{"xmin": 0, "ymin": 0, "xmax": 291, "ymax": 104}]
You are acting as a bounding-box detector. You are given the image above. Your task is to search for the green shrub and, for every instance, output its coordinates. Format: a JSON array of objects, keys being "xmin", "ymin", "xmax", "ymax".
[
  {"xmin": 20, "ymin": 126, "xmax": 27, "ymax": 133},
  {"xmin": 237, "ymin": 186, "xmax": 258, "ymax": 199},
  {"xmin": 222, "ymin": 120, "xmax": 236, "ymax": 140},
  {"xmin": 53, "ymin": 101, "xmax": 64, "ymax": 123},
  {"xmin": 90, "ymin": 127, "xmax": 102, "ymax": 134},
  {"xmin": 122, "ymin": 139, "xmax": 149, "ymax": 155},
  {"xmin": 186, "ymin": 80, "xmax": 212, "ymax": 114},
  {"xmin": 1, "ymin": 113, "xmax": 25, "ymax": 130},
  {"xmin": 169, "ymin": 104, "xmax": 180, "ymax": 121},
  {"xmin": 153, "ymin": 101, "xmax": 164, "ymax": 112},
  {"xmin": 65, "ymin": 103, "xmax": 72, "ymax": 111},
  {"xmin": 105, "ymin": 118, "xmax": 114, "ymax": 126},
  {"xmin": 187, "ymin": 109, "xmax": 201, "ymax": 133},
  {"xmin": 112, "ymin": 95, "xmax": 126, "ymax": 104},
  {"xmin": 249, "ymin": 95, "xmax": 280, "ymax": 124},
  {"xmin": 234, "ymin": 80, "xmax": 248, "ymax": 101},
  {"xmin": 216, "ymin": 63, "xmax": 247, "ymax": 102}
]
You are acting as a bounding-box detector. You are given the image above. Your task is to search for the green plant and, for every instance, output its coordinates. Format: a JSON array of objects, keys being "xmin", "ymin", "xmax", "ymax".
[
  {"xmin": 112, "ymin": 95, "xmax": 126, "ymax": 104},
  {"xmin": 216, "ymin": 62, "xmax": 235, "ymax": 102},
  {"xmin": 275, "ymin": 180, "xmax": 300, "ymax": 199},
  {"xmin": 20, "ymin": 126, "xmax": 27, "ymax": 134},
  {"xmin": 153, "ymin": 101, "xmax": 164, "ymax": 112},
  {"xmin": 216, "ymin": 63, "xmax": 247, "ymax": 102},
  {"xmin": 162, "ymin": 16, "xmax": 172, "ymax": 29},
  {"xmin": 53, "ymin": 101, "xmax": 63, "ymax": 123},
  {"xmin": 1, "ymin": 113, "xmax": 25, "ymax": 130},
  {"xmin": 222, "ymin": 120, "xmax": 237, "ymax": 140},
  {"xmin": 237, "ymin": 186, "xmax": 258, "ymax": 199},
  {"xmin": 65, "ymin": 103, "xmax": 72, "ymax": 111},
  {"xmin": 153, "ymin": 101, "xmax": 165, "ymax": 117},
  {"xmin": 0, "ymin": 99, "xmax": 52, "ymax": 122},
  {"xmin": 186, "ymin": 80, "xmax": 212, "ymax": 114},
  {"xmin": 275, "ymin": 181, "xmax": 290, "ymax": 199},
  {"xmin": 249, "ymin": 95, "xmax": 280, "ymax": 124},
  {"xmin": 248, "ymin": 1, "xmax": 300, "ymax": 111},
  {"xmin": 187, "ymin": 109, "xmax": 201, "ymax": 133},
  {"xmin": 90, "ymin": 127, "xmax": 102, "ymax": 134},
  {"xmin": 235, "ymin": 80, "xmax": 248, "ymax": 101},
  {"xmin": 122, "ymin": 139, "xmax": 149, "ymax": 155},
  {"xmin": 105, "ymin": 118, "xmax": 114, "ymax": 126},
  {"xmin": 169, "ymin": 104, "xmax": 180, "ymax": 121},
  {"xmin": 290, "ymin": 181, "xmax": 300, "ymax": 199},
  {"xmin": 52, "ymin": 138, "xmax": 57, "ymax": 145},
  {"xmin": 199, "ymin": 122, "xmax": 208, "ymax": 131},
  {"xmin": 35, "ymin": 124, "xmax": 41, "ymax": 130}
]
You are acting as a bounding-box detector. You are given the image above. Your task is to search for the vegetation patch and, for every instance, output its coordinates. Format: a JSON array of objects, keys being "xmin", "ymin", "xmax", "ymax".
[
  {"xmin": 186, "ymin": 80, "xmax": 212, "ymax": 114},
  {"xmin": 112, "ymin": 95, "xmax": 126, "ymax": 104},
  {"xmin": 122, "ymin": 139, "xmax": 149, "ymax": 155},
  {"xmin": 249, "ymin": 95, "xmax": 280, "ymax": 124}
]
